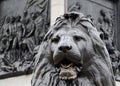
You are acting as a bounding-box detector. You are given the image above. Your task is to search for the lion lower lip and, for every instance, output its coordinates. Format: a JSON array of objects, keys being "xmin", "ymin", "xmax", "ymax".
[
  {"xmin": 57, "ymin": 59, "xmax": 82, "ymax": 80},
  {"xmin": 59, "ymin": 67, "xmax": 78, "ymax": 80},
  {"xmin": 59, "ymin": 70, "xmax": 77, "ymax": 80},
  {"xmin": 58, "ymin": 64, "xmax": 82, "ymax": 80}
]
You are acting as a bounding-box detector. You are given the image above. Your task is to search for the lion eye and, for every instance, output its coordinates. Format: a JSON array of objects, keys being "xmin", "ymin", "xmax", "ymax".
[
  {"xmin": 51, "ymin": 36, "xmax": 60, "ymax": 43},
  {"xmin": 73, "ymin": 35, "xmax": 83, "ymax": 41}
]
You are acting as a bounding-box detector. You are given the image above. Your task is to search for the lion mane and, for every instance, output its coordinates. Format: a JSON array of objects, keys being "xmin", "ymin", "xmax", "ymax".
[{"xmin": 31, "ymin": 12, "xmax": 116, "ymax": 86}]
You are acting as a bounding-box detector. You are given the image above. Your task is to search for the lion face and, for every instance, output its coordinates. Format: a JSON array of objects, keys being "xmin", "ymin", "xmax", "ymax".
[
  {"xmin": 32, "ymin": 12, "xmax": 116, "ymax": 86},
  {"xmin": 50, "ymin": 25, "xmax": 95, "ymax": 80}
]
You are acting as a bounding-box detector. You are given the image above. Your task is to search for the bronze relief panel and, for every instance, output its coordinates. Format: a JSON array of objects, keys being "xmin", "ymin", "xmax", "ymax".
[{"xmin": 0, "ymin": 0, "xmax": 50, "ymax": 79}]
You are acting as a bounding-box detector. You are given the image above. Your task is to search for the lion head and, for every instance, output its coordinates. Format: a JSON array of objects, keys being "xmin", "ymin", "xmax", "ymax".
[{"xmin": 31, "ymin": 12, "xmax": 116, "ymax": 86}]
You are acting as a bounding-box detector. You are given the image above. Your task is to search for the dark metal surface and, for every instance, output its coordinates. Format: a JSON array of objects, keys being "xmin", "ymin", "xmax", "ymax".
[
  {"xmin": 32, "ymin": 12, "xmax": 116, "ymax": 86},
  {"xmin": 0, "ymin": 0, "xmax": 50, "ymax": 79},
  {"xmin": 66, "ymin": 0, "xmax": 120, "ymax": 81}
]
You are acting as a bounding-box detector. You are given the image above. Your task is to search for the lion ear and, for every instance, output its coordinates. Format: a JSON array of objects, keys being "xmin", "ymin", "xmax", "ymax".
[
  {"xmin": 80, "ymin": 19, "xmax": 96, "ymax": 30},
  {"xmin": 80, "ymin": 20, "xmax": 103, "ymax": 42}
]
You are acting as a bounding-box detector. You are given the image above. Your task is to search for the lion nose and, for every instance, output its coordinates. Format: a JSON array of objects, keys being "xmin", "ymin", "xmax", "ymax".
[{"xmin": 59, "ymin": 45, "xmax": 72, "ymax": 53}]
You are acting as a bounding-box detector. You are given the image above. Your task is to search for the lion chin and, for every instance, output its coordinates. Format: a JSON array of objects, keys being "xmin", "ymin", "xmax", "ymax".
[
  {"xmin": 31, "ymin": 12, "xmax": 116, "ymax": 86},
  {"xmin": 56, "ymin": 58, "xmax": 83, "ymax": 80}
]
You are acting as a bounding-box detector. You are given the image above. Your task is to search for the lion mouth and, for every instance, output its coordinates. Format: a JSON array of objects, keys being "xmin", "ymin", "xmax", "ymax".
[
  {"xmin": 57, "ymin": 58, "xmax": 82, "ymax": 80},
  {"xmin": 60, "ymin": 59, "xmax": 73, "ymax": 68}
]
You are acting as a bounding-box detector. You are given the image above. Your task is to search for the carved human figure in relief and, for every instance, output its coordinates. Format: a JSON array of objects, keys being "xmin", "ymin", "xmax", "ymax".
[
  {"xmin": 22, "ymin": 11, "xmax": 36, "ymax": 55},
  {"xmin": 0, "ymin": 16, "xmax": 11, "ymax": 53},
  {"xmin": 32, "ymin": 12, "xmax": 116, "ymax": 86}
]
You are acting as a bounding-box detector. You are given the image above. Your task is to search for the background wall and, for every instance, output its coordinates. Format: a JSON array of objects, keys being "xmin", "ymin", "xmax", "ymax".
[
  {"xmin": 0, "ymin": 75, "xmax": 32, "ymax": 86},
  {"xmin": 0, "ymin": 0, "xmax": 119, "ymax": 86},
  {"xmin": 0, "ymin": 0, "xmax": 27, "ymax": 16}
]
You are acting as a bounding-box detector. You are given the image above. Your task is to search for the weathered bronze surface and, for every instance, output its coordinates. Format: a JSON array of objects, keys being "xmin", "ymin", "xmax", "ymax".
[
  {"xmin": 0, "ymin": 0, "xmax": 50, "ymax": 79},
  {"xmin": 66, "ymin": 0, "xmax": 120, "ymax": 81},
  {"xmin": 32, "ymin": 12, "xmax": 116, "ymax": 86}
]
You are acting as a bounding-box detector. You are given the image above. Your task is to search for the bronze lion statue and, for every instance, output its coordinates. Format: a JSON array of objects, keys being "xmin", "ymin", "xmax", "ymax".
[{"xmin": 31, "ymin": 12, "xmax": 116, "ymax": 86}]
